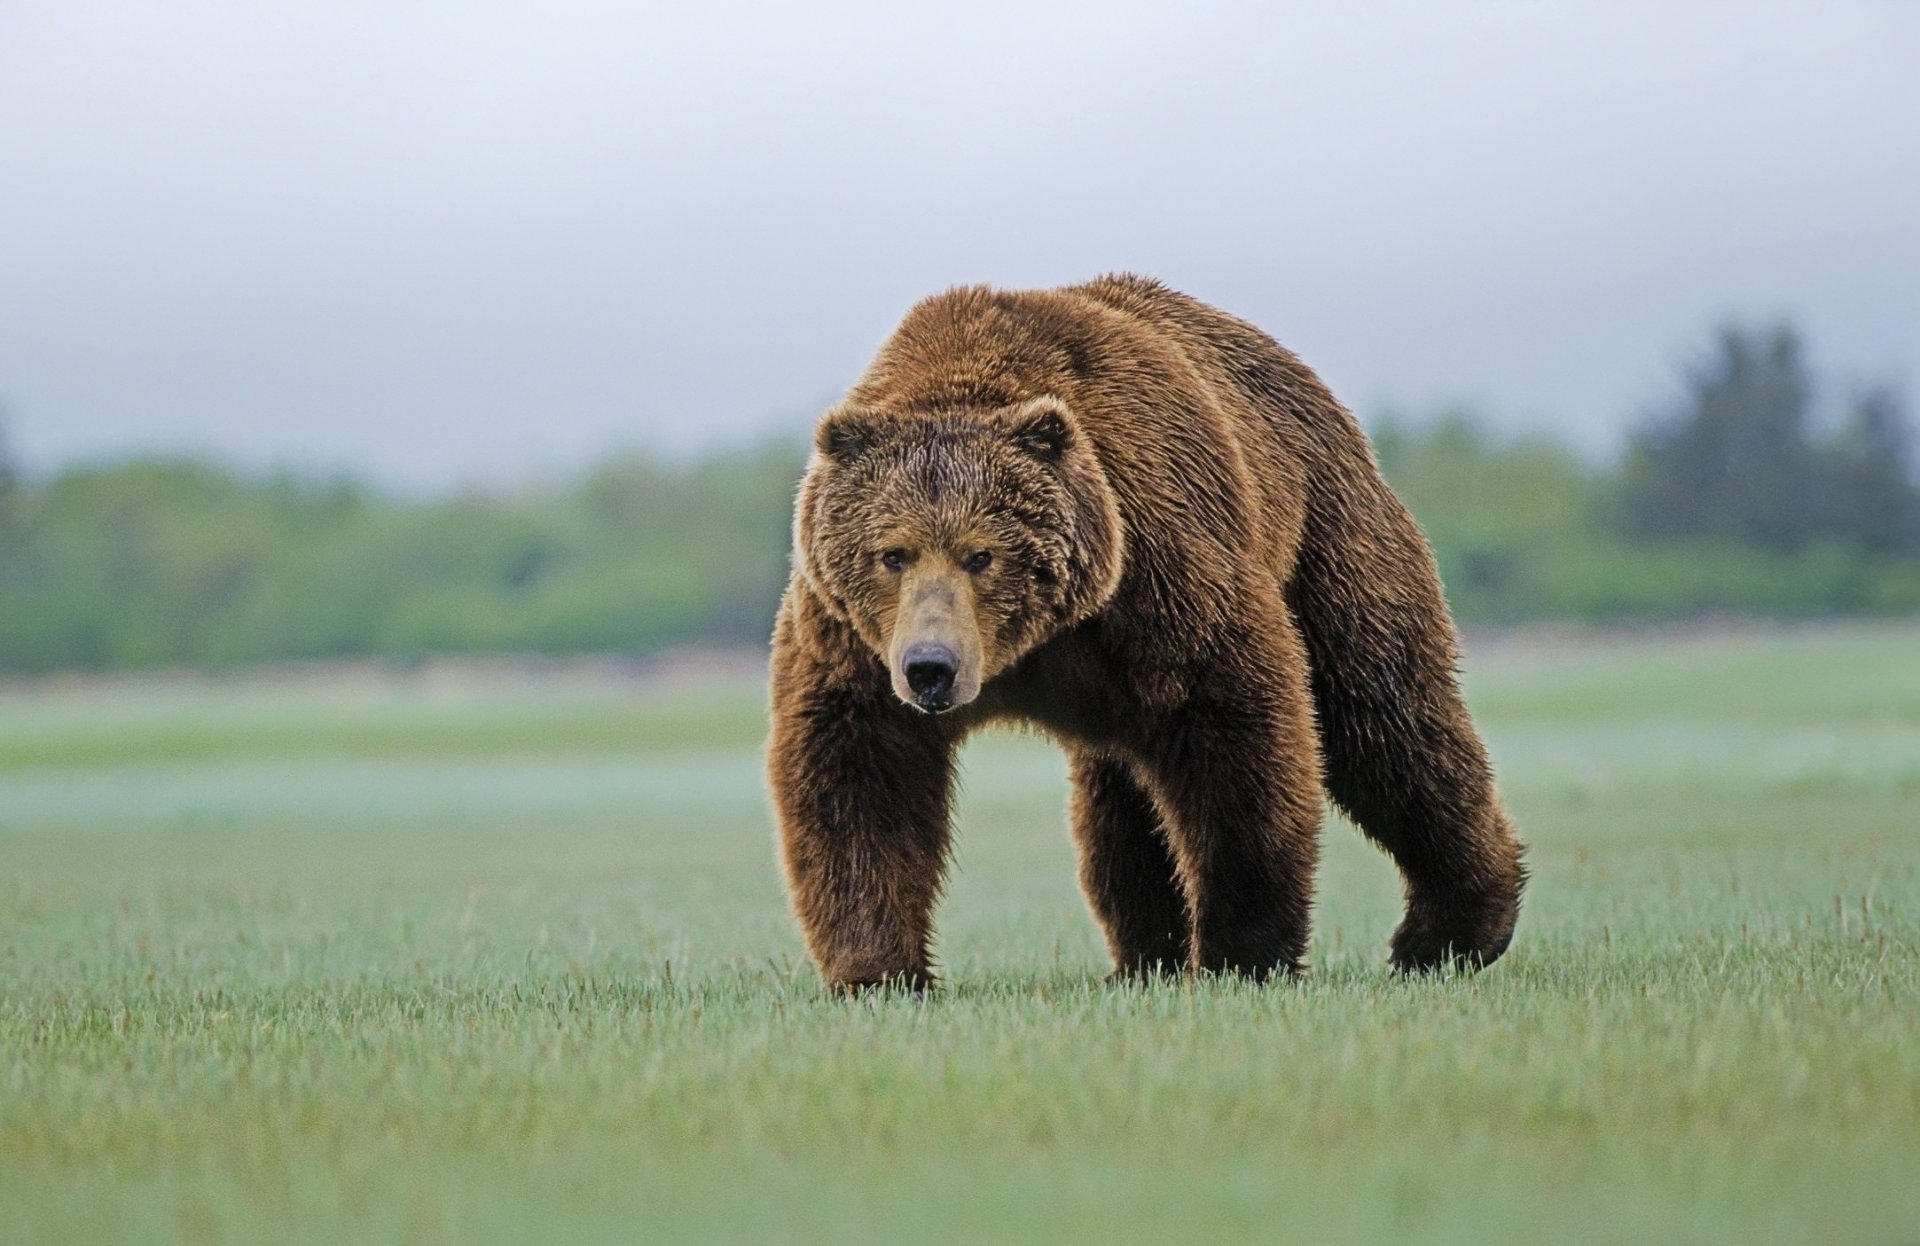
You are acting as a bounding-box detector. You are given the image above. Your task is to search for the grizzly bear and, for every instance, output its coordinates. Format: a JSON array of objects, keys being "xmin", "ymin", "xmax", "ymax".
[{"xmin": 769, "ymin": 274, "xmax": 1525, "ymax": 991}]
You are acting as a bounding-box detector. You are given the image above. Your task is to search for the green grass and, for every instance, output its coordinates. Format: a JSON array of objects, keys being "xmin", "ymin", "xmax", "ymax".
[{"xmin": 4, "ymin": 624, "xmax": 1918, "ymax": 1244}]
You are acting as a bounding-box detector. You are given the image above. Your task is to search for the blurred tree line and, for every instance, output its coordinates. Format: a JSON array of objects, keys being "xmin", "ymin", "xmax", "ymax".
[
  {"xmin": 1373, "ymin": 324, "xmax": 1920, "ymax": 624},
  {"xmin": 0, "ymin": 439, "xmax": 798, "ymax": 671},
  {"xmin": 1, "ymin": 323, "xmax": 1916, "ymax": 672}
]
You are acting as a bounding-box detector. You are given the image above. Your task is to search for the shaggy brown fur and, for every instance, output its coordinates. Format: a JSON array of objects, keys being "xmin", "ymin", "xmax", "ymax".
[{"xmin": 769, "ymin": 275, "xmax": 1525, "ymax": 991}]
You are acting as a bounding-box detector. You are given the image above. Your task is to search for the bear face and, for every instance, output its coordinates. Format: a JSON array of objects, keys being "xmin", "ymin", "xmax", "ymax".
[{"xmin": 794, "ymin": 395, "xmax": 1124, "ymax": 713}]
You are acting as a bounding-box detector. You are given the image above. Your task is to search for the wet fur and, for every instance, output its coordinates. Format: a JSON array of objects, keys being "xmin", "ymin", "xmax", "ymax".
[{"xmin": 769, "ymin": 275, "xmax": 1526, "ymax": 991}]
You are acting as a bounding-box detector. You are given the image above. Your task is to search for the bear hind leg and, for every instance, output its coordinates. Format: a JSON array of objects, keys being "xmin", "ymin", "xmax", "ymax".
[{"xmin": 1286, "ymin": 501, "xmax": 1527, "ymax": 972}]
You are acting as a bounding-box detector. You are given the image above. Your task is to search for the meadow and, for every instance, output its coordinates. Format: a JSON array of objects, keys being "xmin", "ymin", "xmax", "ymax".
[{"xmin": 2, "ymin": 625, "xmax": 1917, "ymax": 1244}]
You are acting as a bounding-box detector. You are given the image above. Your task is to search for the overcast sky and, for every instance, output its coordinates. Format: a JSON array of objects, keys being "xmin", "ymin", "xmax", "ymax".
[{"xmin": 2, "ymin": 2, "xmax": 1916, "ymax": 489}]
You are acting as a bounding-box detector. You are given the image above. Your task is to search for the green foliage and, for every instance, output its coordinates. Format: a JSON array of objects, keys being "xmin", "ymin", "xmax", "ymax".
[
  {"xmin": 1818, "ymin": 385, "xmax": 1920, "ymax": 554},
  {"xmin": 3, "ymin": 320, "xmax": 1917, "ymax": 673},
  {"xmin": 1616, "ymin": 325, "xmax": 1920, "ymax": 553},
  {"xmin": 0, "ymin": 445, "xmax": 805, "ymax": 672},
  {"xmin": 1618, "ymin": 325, "xmax": 1818, "ymax": 550},
  {"xmin": 1368, "ymin": 320, "xmax": 1920, "ymax": 625},
  {"xmin": 1371, "ymin": 413, "xmax": 1920, "ymax": 625}
]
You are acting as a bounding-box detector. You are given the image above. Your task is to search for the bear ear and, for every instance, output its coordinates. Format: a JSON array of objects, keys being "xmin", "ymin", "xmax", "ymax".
[
  {"xmin": 1008, "ymin": 400, "xmax": 1072, "ymax": 462},
  {"xmin": 816, "ymin": 407, "xmax": 884, "ymax": 462}
]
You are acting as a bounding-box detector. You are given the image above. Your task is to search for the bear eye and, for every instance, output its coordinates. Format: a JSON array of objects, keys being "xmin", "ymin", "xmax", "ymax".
[
  {"xmin": 881, "ymin": 549, "xmax": 908, "ymax": 572},
  {"xmin": 962, "ymin": 550, "xmax": 993, "ymax": 574}
]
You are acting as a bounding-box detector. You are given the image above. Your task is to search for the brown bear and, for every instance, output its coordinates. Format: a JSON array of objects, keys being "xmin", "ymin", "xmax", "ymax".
[{"xmin": 769, "ymin": 274, "xmax": 1524, "ymax": 991}]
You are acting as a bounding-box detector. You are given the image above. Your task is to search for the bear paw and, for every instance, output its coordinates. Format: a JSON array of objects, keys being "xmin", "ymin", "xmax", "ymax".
[
  {"xmin": 828, "ymin": 968, "xmax": 932, "ymax": 996},
  {"xmin": 1388, "ymin": 888, "xmax": 1520, "ymax": 973}
]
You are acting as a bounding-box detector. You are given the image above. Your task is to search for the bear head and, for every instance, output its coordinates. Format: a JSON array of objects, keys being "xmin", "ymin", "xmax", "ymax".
[{"xmin": 795, "ymin": 395, "xmax": 1124, "ymax": 713}]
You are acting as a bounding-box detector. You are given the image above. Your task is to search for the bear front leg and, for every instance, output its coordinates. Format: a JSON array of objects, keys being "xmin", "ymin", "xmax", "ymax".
[
  {"xmin": 768, "ymin": 648, "xmax": 955, "ymax": 993},
  {"xmin": 1068, "ymin": 750, "xmax": 1191, "ymax": 979},
  {"xmin": 1137, "ymin": 621, "xmax": 1324, "ymax": 980}
]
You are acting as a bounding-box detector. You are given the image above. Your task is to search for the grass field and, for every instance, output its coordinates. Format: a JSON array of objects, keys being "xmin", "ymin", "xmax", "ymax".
[{"xmin": 3, "ymin": 625, "xmax": 1918, "ymax": 1244}]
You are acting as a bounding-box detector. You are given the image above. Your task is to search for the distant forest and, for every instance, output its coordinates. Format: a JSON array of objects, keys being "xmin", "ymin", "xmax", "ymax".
[{"xmin": 2, "ymin": 323, "xmax": 1916, "ymax": 673}]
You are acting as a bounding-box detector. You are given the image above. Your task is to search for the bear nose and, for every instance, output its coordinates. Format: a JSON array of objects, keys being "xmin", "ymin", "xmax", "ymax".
[{"xmin": 903, "ymin": 645, "xmax": 958, "ymax": 709}]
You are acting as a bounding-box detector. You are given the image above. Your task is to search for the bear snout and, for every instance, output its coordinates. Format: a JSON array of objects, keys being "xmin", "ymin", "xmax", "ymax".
[{"xmin": 902, "ymin": 644, "xmax": 958, "ymax": 711}]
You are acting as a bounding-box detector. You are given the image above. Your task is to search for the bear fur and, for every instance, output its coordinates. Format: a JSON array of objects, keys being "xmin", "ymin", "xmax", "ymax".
[{"xmin": 769, "ymin": 274, "xmax": 1525, "ymax": 991}]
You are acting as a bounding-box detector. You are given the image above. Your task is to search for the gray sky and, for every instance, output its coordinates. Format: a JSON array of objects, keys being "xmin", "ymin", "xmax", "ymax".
[{"xmin": 3, "ymin": 2, "xmax": 1916, "ymax": 489}]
